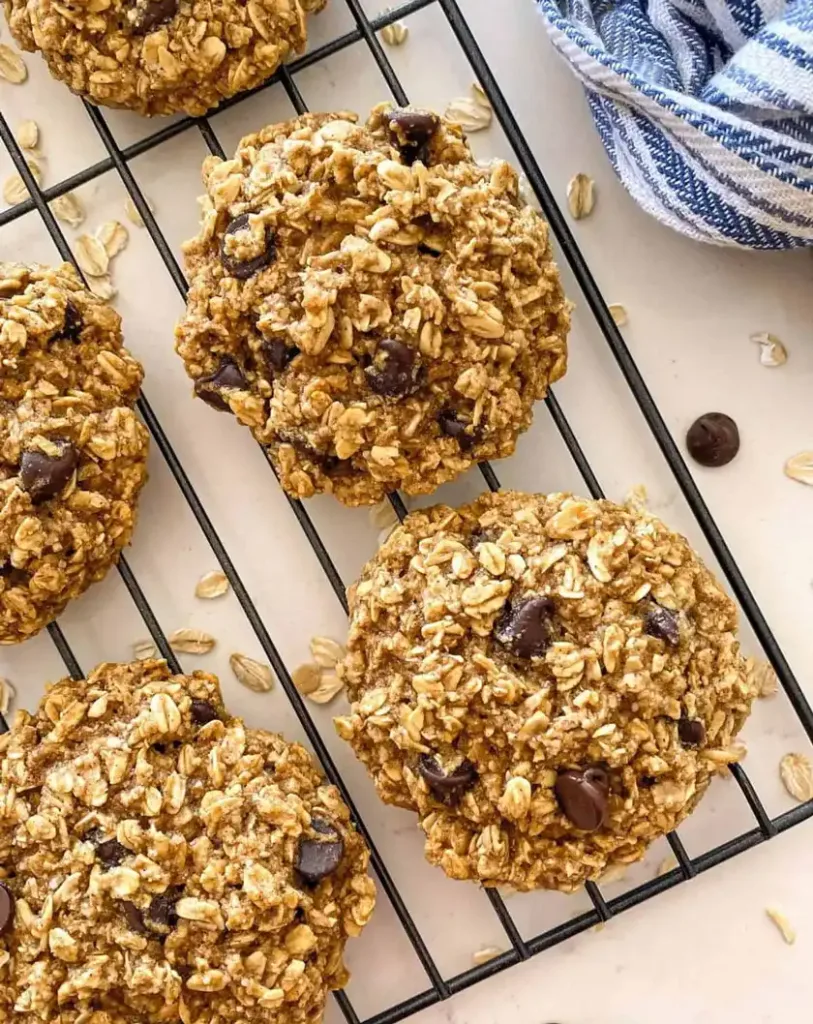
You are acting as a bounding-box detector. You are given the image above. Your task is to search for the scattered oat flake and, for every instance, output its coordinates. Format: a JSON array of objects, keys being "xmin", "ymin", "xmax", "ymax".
[
  {"xmin": 293, "ymin": 663, "xmax": 322, "ymax": 696},
  {"xmin": 97, "ymin": 220, "xmax": 129, "ymax": 258},
  {"xmin": 230, "ymin": 653, "xmax": 274, "ymax": 693},
  {"xmin": 0, "ymin": 45, "xmax": 27, "ymax": 84},
  {"xmin": 0, "ymin": 677, "xmax": 16, "ymax": 716},
  {"xmin": 784, "ymin": 452, "xmax": 813, "ymax": 486},
  {"xmin": 750, "ymin": 331, "xmax": 787, "ymax": 368},
  {"xmin": 124, "ymin": 195, "xmax": 153, "ymax": 227},
  {"xmin": 380, "ymin": 20, "xmax": 408, "ymax": 45},
  {"xmin": 751, "ymin": 658, "xmax": 778, "ymax": 698},
  {"xmin": 86, "ymin": 275, "xmax": 116, "ymax": 302},
  {"xmin": 168, "ymin": 628, "xmax": 216, "ymax": 655},
  {"xmin": 133, "ymin": 639, "xmax": 157, "ymax": 661},
  {"xmin": 16, "ymin": 120, "xmax": 38, "ymax": 150},
  {"xmin": 309, "ymin": 636, "xmax": 344, "ymax": 668},
  {"xmin": 766, "ymin": 907, "xmax": 795, "ymax": 945},
  {"xmin": 567, "ymin": 173, "xmax": 595, "ymax": 220},
  {"xmin": 195, "ymin": 570, "xmax": 229, "ymax": 600},
  {"xmin": 472, "ymin": 947, "xmax": 503, "ymax": 966},
  {"xmin": 657, "ymin": 855, "xmax": 678, "ymax": 877},
  {"xmin": 779, "ymin": 752, "xmax": 813, "ymax": 803},
  {"xmin": 625, "ymin": 482, "xmax": 648, "ymax": 509},
  {"xmin": 74, "ymin": 234, "xmax": 110, "ymax": 278},
  {"xmin": 369, "ymin": 498, "xmax": 398, "ymax": 531},
  {"xmin": 306, "ymin": 672, "xmax": 345, "ymax": 705},
  {"xmin": 471, "ymin": 81, "xmax": 491, "ymax": 110},
  {"xmin": 51, "ymin": 192, "xmax": 85, "ymax": 228},
  {"xmin": 3, "ymin": 174, "xmax": 28, "ymax": 206},
  {"xmin": 609, "ymin": 303, "xmax": 628, "ymax": 327},
  {"xmin": 444, "ymin": 96, "xmax": 492, "ymax": 132}
]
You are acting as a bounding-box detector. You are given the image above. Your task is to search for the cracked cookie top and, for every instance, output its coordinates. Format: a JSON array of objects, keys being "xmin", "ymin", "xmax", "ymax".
[
  {"xmin": 0, "ymin": 262, "xmax": 148, "ymax": 644},
  {"xmin": 335, "ymin": 490, "xmax": 757, "ymax": 891},
  {"xmin": 4, "ymin": 0, "xmax": 325, "ymax": 116},
  {"xmin": 175, "ymin": 106, "xmax": 570, "ymax": 505},
  {"xmin": 0, "ymin": 659, "xmax": 375, "ymax": 1024}
]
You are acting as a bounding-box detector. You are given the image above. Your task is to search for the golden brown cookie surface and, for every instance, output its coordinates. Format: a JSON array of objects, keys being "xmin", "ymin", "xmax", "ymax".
[
  {"xmin": 176, "ymin": 107, "xmax": 570, "ymax": 505},
  {"xmin": 336, "ymin": 490, "xmax": 757, "ymax": 890},
  {"xmin": 0, "ymin": 263, "xmax": 148, "ymax": 643},
  {"xmin": 0, "ymin": 660, "xmax": 375, "ymax": 1023}
]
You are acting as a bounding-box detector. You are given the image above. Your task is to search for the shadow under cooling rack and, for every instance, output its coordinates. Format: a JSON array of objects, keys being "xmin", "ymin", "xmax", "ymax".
[{"xmin": 0, "ymin": 2, "xmax": 812, "ymax": 1023}]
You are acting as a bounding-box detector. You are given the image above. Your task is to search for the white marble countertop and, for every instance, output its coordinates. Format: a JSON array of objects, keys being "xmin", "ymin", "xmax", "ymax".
[{"xmin": 0, "ymin": 0, "xmax": 811, "ymax": 1021}]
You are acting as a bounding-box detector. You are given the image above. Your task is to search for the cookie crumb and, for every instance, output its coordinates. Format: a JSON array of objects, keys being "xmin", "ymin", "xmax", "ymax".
[{"xmin": 750, "ymin": 331, "xmax": 787, "ymax": 368}]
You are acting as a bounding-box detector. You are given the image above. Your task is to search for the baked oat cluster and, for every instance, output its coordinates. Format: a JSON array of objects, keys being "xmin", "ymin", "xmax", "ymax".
[
  {"xmin": 0, "ymin": 659, "xmax": 375, "ymax": 1024},
  {"xmin": 0, "ymin": 263, "xmax": 148, "ymax": 644},
  {"xmin": 3, "ymin": 0, "xmax": 325, "ymax": 116},
  {"xmin": 336, "ymin": 490, "xmax": 757, "ymax": 891},
  {"xmin": 175, "ymin": 106, "xmax": 570, "ymax": 505}
]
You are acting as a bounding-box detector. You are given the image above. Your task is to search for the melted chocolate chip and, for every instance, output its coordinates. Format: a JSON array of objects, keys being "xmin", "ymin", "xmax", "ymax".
[
  {"xmin": 296, "ymin": 819, "xmax": 344, "ymax": 884},
  {"xmin": 365, "ymin": 338, "xmax": 419, "ymax": 398},
  {"xmin": 220, "ymin": 213, "xmax": 276, "ymax": 280},
  {"xmin": 95, "ymin": 838, "xmax": 128, "ymax": 868},
  {"xmin": 263, "ymin": 339, "xmax": 298, "ymax": 375},
  {"xmin": 121, "ymin": 900, "xmax": 148, "ymax": 934},
  {"xmin": 438, "ymin": 409, "xmax": 481, "ymax": 451},
  {"xmin": 0, "ymin": 882, "xmax": 13, "ymax": 934},
  {"xmin": 494, "ymin": 596, "xmax": 555, "ymax": 659},
  {"xmin": 62, "ymin": 301, "xmax": 83, "ymax": 342},
  {"xmin": 644, "ymin": 606, "xmax": 680, "ymax": 646},
  {"xmin": 678, "ymin": 718, "xmax": 706, "ymax": 747},
  {"xmin": 418, "ymin": 754, "xmax": 477, "ymax": 801},
  {"xmin": 190, "ymin": 700, "xmax": 220, "ymax": 726},
  {"xmin": 388, "ymin": 109, "xmax": 439, "ymax": 164},
  {"xmin": 20, "ymin": 442, "xmax": 78, "ymax": 503},
  {"xmin": 147, "ymin": 890, "xmax": 180, "ymax": 929},
  {"xmin": 554, "ymin": 767, "xmax": 610, "ymax": 831},
  {"xmin": 194, "ymin": 359, "xmax": 247, "ymax": 412},
  {"xmin": 127, "ymin": 0, "xmax": 178, "ymax": 33},
  {"xmin": 686, "ymin": 412, "xmax": 739, "ymax": 468}
]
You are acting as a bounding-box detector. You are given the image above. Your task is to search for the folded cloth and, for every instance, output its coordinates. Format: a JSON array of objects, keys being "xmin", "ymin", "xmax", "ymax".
[{"xmin": 537, "ymin": 0, "xmax": 813, "ymax": 248}]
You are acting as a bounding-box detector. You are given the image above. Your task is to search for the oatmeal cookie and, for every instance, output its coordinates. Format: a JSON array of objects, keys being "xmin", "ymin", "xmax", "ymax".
[
  {"xmin": 3, "ymin": 0, "xmax": 325, "ymax": 117},
  {"xmin": 175, "ymin": 106, "xmax": 569, "ymax": 505},
  {"xmin": 335, "ymin": 490, "xmax": 757, "ymax": 891},
  {"xmin": 0, "ymin": 262, "xmax": 148, "ymax": 644},
  {"xmin": 0, "ymin": 659, "xmax": 375, "ymax": 1024}
]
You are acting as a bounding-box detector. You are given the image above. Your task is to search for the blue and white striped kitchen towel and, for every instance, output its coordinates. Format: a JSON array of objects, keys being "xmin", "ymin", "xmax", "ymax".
[{"xmin": 536, "ymin": 0, "xmax": 813, "ymax": 248}]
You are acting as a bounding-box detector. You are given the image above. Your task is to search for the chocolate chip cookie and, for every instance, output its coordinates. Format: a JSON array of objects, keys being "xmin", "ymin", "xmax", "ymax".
[
  {"xmin": 0, "ymin": 659, "xmax": 375, "ymax": 1023},
  {"xmin": 335, "ymin": 490, "xmax": 757, "ymax": 891},
  {"xmin": 175, "ymin": 106, "xmax": 570, "ymax": 505},
  {"xmin": 0, "ymin": 262, "xmax": 148, "ymax": 644},
  {"xmin": 4, "ymin": 0, "xmax": 325, "ymax": 116}
]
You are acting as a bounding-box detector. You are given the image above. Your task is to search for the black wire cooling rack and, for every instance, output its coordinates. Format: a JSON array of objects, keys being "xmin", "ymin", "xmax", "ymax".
[{"xmin": 0, "ymin": 1, "xmax": 812, "ymax": 1021}]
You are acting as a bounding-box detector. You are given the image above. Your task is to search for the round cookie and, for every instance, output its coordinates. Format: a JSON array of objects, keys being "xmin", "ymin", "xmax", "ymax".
[
  {"xmin": 335, "ymin": 490, "xmax": 757, "ymax": 891},
  {"xmin": 175, "ymin": 106, "xmax": 570, "ymax": 505},
  {"xmin": 0, "ymin": 262, "xmax": 148, "ymax": 644},
  {"xmin": 4, "ymin": 0, "xmax": 325, "ymax": 117},
  {"xmin": 0, "ymin": 659, "xmax": 375, "ymax": 1024}
]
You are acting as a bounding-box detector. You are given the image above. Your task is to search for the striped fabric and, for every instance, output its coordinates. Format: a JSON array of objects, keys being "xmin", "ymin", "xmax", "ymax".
[{"xmin": 536, "ymin": 0, "xmax": 813, "ymax": 248}]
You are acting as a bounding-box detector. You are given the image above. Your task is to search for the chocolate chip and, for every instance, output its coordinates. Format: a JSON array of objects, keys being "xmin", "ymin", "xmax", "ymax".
[
  {"xmin": 0, "ymin": 882, "xmax": 13, "ymax": 934},
  {"xmin": 263, "ymin": 339, "xmax": 298, "ymax": 375},
  {"xmin": 418, "ymin": 754, "xmax": 477, "ymax": 800},
  {"xmin": 686, "ymin": 412, "xmax": 739, "ymax": 468},
  {"xmin": 388, "ymin": 109, "xmax": 439, "ymax": 164},
  {"xmin": 644, "ymin": 606, "xmax": 680, "ymax": 646},
  {"xmin": 220, "ymin": 213, "xmax": 276, "ymax": 280},
  {"xmin": 678, "ymin": 718, "xmax": 705, "ymax": 747},
  {"xmin": 494, "ymin": 596, "xmax": 555, "ymax": 658},
  {"xmin": 62, "ymin": 301, "xmax": 83, "ymax": 342},
  {"xmin": 554, "ymin": 767, "xmax": 610, "ymax": 831},
  {"xmin": 365, "ymin": 338, "xmax": 419, "ymax": 398},
  {"xmin": 295, "ymin": 820, "xmax": 344, "ymax": 883},
  {"xmin": 127, "ymin": 0, "xmax": 177, "ymax": 32},
  {"xmin": 194, "ymin": 359, "xmax": 247, "ymax": 412},
  {"xmin": 20, "ymin": 442, "xmax": 78, "ymax": 503},
  {"xmin": 121, "ymin": 900, "xmax": 148, "ymax": 934},
  {"xmin": 438, "ymin": 409, "xmax": 481, "ymax": 451},
  {"xmin": 190, "ymin": 700, "xmax": 220, "ymax": 725},
  {"xmin": 95, "ymin": 838, "xmax": 128, "ymax": 867},
  {"xmin": 147, "ymin": 891, "xmax": 180, "ymax": 929}
]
